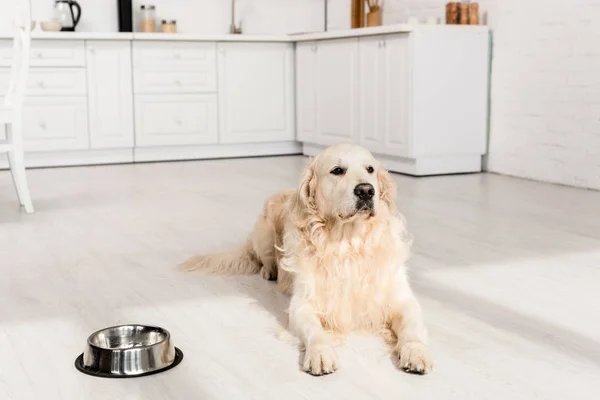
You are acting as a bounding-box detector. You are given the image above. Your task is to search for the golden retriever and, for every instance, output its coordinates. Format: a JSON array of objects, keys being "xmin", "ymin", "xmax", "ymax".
[{"xmin": 182, "ymin": 144, "xmax": 432, "ymax": 376}]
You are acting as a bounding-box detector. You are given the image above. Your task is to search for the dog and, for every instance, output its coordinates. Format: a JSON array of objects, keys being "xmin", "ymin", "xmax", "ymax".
[{"xmin": 181, "ymin": 144, "xmax": 432, "ymax": 376}]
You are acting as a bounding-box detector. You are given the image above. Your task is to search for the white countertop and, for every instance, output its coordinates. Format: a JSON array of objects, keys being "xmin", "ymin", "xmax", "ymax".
[{"xmin": 0, "ymin": 24, "xmax": 489, "ymax": 42}]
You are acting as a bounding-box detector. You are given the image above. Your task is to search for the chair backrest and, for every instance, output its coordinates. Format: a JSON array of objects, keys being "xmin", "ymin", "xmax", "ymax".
[{"xmin": 4, "ymin": 0, "xmax": 32, "ymax": 113}]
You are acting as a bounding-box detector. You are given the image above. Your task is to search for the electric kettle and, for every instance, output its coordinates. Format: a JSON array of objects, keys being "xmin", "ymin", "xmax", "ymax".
[{"xmin": 53, "ymin": 0, "xmax": 82, "ymax": 31}]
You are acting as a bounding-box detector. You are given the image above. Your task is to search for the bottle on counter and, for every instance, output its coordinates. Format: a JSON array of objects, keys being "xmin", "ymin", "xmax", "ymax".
[
  {"xmin": 140, "ymin": 5, "xmax": 156, "ymax": 33},
  {"xmin": 469, "ymin": 3, "xmax": 480, "ymax": 25},
  {"xmin": 161, "ymin": 20, "xmax": 177, "ymax": 33},
  {"xmin": 446, "ymin": 2, "xmax": 459, "ymax": 24},
  {"xmin": 459, "ymin": 2, "xmax": 469, "ymax": 25}
]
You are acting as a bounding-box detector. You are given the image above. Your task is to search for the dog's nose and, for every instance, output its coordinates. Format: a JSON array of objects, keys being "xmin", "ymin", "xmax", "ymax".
[{"xmin": 354, "ymin": 183, "xmax": 375, "ymax": 201}]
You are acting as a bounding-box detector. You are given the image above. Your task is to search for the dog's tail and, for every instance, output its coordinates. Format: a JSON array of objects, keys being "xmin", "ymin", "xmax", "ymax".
[{"xmin": 180, "ymin": 240, "xmax": 261, "ymax": 275}]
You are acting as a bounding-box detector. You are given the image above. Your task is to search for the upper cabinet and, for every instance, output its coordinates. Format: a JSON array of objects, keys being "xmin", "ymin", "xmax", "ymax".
[
  {"xmin": 217, "ymin": 42, "xmax": 294, "ymax": 144},
  {"xmin": 359, "ymin": 34, "xmax": 410, "ymax": 157},
  {"xmin": 86, "ymin": 41, "xmax": 135, "ymax": 149}
]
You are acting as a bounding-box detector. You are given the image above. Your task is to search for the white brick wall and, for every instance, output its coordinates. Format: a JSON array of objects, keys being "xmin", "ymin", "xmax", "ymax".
[
  {"xmin": 329, "ymin": 0, "xmax": 600, "ymax": 190},
  {"xmin": 486, "ymin": 0, "xmax": 600, "ymax": 190}
]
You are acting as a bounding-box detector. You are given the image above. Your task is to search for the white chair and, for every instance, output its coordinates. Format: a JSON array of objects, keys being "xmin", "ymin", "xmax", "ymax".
[{"xmin": 0, "ymin": 0, "xmax": 34, "ymax": 213}]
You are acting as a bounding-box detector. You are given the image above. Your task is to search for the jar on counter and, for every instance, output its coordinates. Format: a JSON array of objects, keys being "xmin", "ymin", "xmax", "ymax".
[
  {"xmin": 140, "ymin": 5, "xmax": 156, "ymax": 32},
  {"xmin": 161, "ymin": 20, "xmax": 177, "ymax": 33}
]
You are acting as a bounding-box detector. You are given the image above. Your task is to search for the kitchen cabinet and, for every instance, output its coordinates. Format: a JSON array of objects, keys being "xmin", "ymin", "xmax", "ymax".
[
  {"xmin": 86, "ymin": 41, "xmax": 134, "ymax": 149},
  {"xmin": 217, "ymin": 42, "xmax": 294, "ymax": 144},
  {"xmin": 295, "ymin": 42, "xmax": 318, "ymax": 142},
  {"xmin": 296, "ymin": 29, "xmax": 490, "ymax": 176},
  {"xmin": 134, "ymin": 94, "xmax": 218, "ymax": 147},
  {"xmin": 359, "ymin": 34, "xmax": 410, "ymax": 157},
  {"xmin": 0, "ymin": 26, "xmax": 488, "ymax": 173},
  {"xmin": 22, "ymin": 96, "xmax": 89, "ymax": 152},
  {"xmin": 314, "ymin": 38, "xmax": 359, "ymax": 145}
]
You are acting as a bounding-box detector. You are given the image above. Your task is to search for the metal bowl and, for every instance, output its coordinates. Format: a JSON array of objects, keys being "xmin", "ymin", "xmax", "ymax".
[{"xmin": 75, "ymin": 324, "xmax": 183, "ymax": 378}]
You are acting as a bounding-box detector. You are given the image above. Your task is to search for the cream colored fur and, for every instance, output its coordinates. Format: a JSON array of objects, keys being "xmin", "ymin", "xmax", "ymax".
[{"xmin": 181, "ymin": 144, "xmax": 433, "ymax": 375}]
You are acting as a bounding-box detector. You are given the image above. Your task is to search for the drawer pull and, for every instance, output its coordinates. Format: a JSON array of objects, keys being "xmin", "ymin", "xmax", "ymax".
[
  {"xmin": 174, "ymin": 53, "xmax": 182, "ymax": 60},
  {"xmin": 174, "ymin": 80, "xmax": 182, "ymax": 86},
  {"xmin": 37, "ymin": 81, "xmax": 46, "ymax": 89},
  {"xmin": 34, "ymin": 52, "xmax": 44, "ymax": 59},
  {"xmin": 38, "ymin": 121, "xmax": 47, "ymax": 130},
  {"xmin": 175, "ymin": 118, "xmax": 182, "ymax": 125}
]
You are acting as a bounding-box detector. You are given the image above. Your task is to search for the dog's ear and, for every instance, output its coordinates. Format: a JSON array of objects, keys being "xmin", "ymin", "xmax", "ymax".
[
  {"xmin": 298, "ymin": 158, "xmax": 318, "ymax": 208},
  {"xmin": 378, "ymin": 166, "xmax": 397, "ymax": 210}
]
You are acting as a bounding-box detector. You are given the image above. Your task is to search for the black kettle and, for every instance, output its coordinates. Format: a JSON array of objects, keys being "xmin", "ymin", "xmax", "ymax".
[{"xmin": 53, "ymin": 0, "xmax": 82, "ymax": 31}]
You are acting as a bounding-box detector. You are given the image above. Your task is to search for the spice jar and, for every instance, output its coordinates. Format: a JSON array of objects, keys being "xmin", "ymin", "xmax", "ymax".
[
  {"xmin": 446, "ymin": 3, "xmax": 459, "ymax": 24},
  {"xmin": 469, "ymin": 3, "xmax": 480, "ymax": 25},
  {"xmin": 140, "ymin": 5, "xmax": 156, "ymax": 33},
  {"xmin": 162, "ymin": 20, "xmax": 177, "ymax": 33},
  {"xmin": 459, "ymin": 2, "xmax": 469, "ymax": 24}
]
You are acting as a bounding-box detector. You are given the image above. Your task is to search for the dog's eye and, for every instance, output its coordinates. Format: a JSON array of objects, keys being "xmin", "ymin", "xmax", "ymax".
[
  {"xmin": 366, "ymin": 166, "xmax": 374, "ymax": 174},
  {"xmin": 330, "ymin": 167, "xmax": 345, "ymax": 176}
]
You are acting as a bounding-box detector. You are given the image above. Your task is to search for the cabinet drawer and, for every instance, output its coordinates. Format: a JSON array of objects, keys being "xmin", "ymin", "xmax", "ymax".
[
  {"xmin": 0, "ymin": 40, "xmax": 86, "ymax": 67},
  {"xmin": 22, "ymin": 96, "xmax": 89, "ymax": 151},
  {"xmin": 132, "ymin": 42, "xmax": 216, "ymax": 69},
  {"xmin": 133, "ymin": 68, "xmax": 216, "ymax": 93},
  {"xmin": 134, "ymin": 94, "xmax": 218, "ymax": 146},
  {"xmin": 0, "ymin": 68, "xmax": 86, "ymax": 96}
]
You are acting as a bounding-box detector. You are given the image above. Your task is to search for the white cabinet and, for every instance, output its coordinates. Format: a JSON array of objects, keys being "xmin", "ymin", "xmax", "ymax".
[
  {"xmin": 22, "ymin": 96, "xmax": 89, "ymax": 152},
  {"xmin": 295, "ymin": 42, "xmax": 318, "ymax": 142},
  {"xmin": 295, "ymin": 39, "xmax": 359, "ymax": 146},
  {"xmin": 297, "ymin": 29, "xmax": 490, "ymax": 176},
  {"xmin": 86, "ymin": 41, "xmax": 134, "ymax": 149},
  {"xmin": 315, "ymin": 38, "xmax": 359, "ymax": 145},
  {"xmin": 135, "ymin": 94, "xmax": 218, "ymax": 147},
  {"xmin": 359, "ymin": 34, "xmax": 410, "ymax": 157},
  {"xmin": 217, "ymin": 42, "xmax": 294, "ymax": 144}
]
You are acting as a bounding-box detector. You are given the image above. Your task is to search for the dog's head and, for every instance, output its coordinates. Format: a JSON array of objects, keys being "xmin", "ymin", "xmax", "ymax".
[{"xmin": 298, "ymin": 144, "xmax": 396, "ymax": 220}]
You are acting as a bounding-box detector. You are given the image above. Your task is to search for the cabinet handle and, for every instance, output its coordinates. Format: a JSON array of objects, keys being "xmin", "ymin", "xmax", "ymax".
[
  {"xmin": 174, "ymin": 53, "xmax": 182, "ymax": 59},
  {"xmin": 175, "ymin": 118, "xmax": 182, "ymax": 125},
  {"xmin": 37, "ymin": 81, "xmax": 45, "ymax": 89},
  {"xmin": 88, "ymin": 46, "xmax": 95, "ymax": 54},
  {"xmin": 174, "ymin": 80, "xmax": 182, "ymax": 86},
  {"xmin": 383, "ymin": 40, "xmax": 387, "ymax": 48},
  {"xmin": 38, "ymin": 121, "xmax": 47, "ymax": 130},
  {"xmin": 34, "ymin": 52, "xmax": 43, "ymax": 59},
  {"xmin": 378, "ymin": 41, "xmax": 382, "ymax": 49}
]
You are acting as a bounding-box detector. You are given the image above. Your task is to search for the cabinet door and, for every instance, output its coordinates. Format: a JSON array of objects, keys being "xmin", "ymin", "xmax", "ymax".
[
  {"xmin": 22, "ymin": 96, "xmax": 89, "ymax": 151},
  {"xmin": 134, "ymin": 94, "xmax": 218, "ymax": 147},
  {"xmin": 86, "ymin": 41, "xmax": 135, "ymax": 149},
  {"xmin": 296, "ymin": 42, "xmax": 318, "ymax": 142},
  {"xmin": 315, "ymin": 38, "xmax": 359, "ymax": 146},
  {"xmin": 359, "ymin": 34, "xmax": 410, "ymax": 156},
  {"xmin": 217, "ymin": 43, "xmax": 294, "ymax": 144},
  {"xmin": 359, "ymin": 36, "xmax": 384, "ymax": 151},
  {"xmin": 382, "ymin": 34, "xmax": 411, "ymax": 156}
]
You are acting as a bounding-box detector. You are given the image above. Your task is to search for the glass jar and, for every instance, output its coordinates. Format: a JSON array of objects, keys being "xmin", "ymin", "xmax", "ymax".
[
  {"xmin": 140, "ymin": 5, "xmax": 156, "ymax": 33},
  {"xmin": 161, "ymin": 20, "xmax": 177, "ymax": 33}
]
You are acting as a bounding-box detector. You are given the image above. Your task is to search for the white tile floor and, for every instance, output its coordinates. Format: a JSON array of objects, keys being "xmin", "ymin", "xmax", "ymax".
[{"xmin": 1, "ymin": 156, "xmax": 599, "ymax": 400}]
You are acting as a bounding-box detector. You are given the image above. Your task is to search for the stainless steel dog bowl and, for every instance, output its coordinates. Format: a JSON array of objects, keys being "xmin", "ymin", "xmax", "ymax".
[{"xmin": 74, "ymin": 324, "xmax": 183, "ymax": 378}]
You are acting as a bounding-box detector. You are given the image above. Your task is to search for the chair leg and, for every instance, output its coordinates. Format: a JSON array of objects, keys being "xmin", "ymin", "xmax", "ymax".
[{"xmin": 6, "ymin": 124, "xmax": 34, "ymax": 214}]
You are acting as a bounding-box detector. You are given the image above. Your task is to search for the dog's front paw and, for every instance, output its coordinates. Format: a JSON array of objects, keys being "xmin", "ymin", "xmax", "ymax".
[
  {"xmin": 302, "ymin": 343, "xmax": 338, "ymax": 376},
  {"xmin": 398, "ymin": 342, "xmax": 433, "ymax": 374},
  {"xmin": 260, "ymin": 265, "xmax": 278, "ymax": 281}
]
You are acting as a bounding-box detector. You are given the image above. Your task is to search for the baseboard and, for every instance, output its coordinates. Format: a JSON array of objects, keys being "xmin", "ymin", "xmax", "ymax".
[
  {"xmin": 134, "ymin": 142, "xmax": 302, "ymax": 163},
  {"xmin": 0, "ymin": 149, "xmax": 134, "ymax": 169},
  {"xmin": 302, "ymin": 143, "xmax": 482, "ymax": 176}
]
